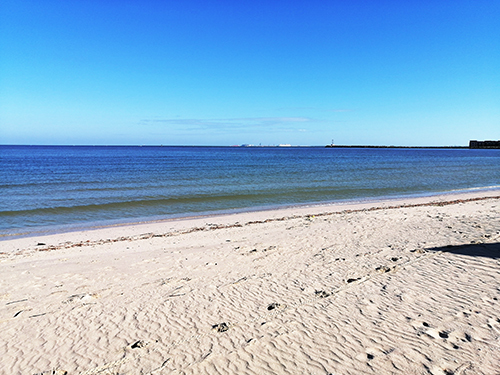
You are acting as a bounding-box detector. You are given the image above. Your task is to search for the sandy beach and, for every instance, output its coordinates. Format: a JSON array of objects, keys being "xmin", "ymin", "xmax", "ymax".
[{"xmin": 1, "ymin": 190, "xmax": 500, "ymax": 375}]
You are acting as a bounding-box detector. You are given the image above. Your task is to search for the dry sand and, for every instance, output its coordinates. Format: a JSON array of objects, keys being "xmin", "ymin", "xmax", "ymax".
[{"xmin": 1, "ymin": 191, "xmax": 500, "ymax": 375}]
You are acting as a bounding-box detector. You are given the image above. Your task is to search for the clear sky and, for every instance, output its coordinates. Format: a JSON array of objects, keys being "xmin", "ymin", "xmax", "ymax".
[{"xmin": 1, "ymin": 0, "xmax": 498, "ymax": 146}]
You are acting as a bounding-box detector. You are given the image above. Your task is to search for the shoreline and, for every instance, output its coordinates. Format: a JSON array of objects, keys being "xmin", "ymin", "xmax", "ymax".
[
  {"xmin": 2, "ymin": 187, "xmax": 500, "ymax": 242},
  {"xmin": 1, "ymin": 189, "xmax": 499, "ymax": 374},
  {"xmin": 2, "ymin": 188, "xmax": 500, "ymax": 253}
]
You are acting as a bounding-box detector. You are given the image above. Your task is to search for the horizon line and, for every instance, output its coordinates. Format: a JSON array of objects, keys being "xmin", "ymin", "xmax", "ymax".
[{"xmin": 0, "ymin": 143, "xmax": 472, "ymax": 148}]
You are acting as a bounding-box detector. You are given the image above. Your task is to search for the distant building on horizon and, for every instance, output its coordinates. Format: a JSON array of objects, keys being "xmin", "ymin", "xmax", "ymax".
[{"xmin": 469, "ymin": 140, "xmax": 500, "ymax": 149}]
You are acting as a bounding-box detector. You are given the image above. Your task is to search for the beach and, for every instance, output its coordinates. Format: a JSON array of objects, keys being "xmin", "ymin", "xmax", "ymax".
[{"xmin": 1, "ymin": 190, "xmax": 500, "ymax": 375}]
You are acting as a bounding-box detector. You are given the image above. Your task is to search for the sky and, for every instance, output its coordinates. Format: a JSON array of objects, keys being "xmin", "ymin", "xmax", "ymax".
[{"xmin": 0, "ymin": 0, "xmax": 499, "ymax": 146}]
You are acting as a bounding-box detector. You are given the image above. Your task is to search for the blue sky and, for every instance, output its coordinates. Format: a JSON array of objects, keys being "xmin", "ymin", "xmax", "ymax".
[{"xmin": 1, "ymin": 0, "xmax": 498, "ymax": 146}]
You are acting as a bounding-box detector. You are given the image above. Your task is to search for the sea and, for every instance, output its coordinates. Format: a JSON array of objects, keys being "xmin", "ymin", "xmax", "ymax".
[{"xmin": 1, "ymin": 145, "xmax": 499, "ymax": 238}]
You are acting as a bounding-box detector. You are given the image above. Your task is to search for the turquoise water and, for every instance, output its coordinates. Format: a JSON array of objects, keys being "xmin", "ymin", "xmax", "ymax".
[{"xmin": 1, "ymin": 145, "xmax": 499, "ymax": 236}]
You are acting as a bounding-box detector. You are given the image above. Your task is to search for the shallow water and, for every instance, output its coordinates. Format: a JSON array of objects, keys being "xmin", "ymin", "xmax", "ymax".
[{"xmin": 1, "ymin": 145, "xmax": 499, "ymax": 236}]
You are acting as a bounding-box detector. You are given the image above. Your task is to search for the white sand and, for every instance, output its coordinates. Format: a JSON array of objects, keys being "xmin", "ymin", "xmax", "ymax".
[{"xmin": 1, "ymin": 190, "xmax": 500, "ymax": 375}]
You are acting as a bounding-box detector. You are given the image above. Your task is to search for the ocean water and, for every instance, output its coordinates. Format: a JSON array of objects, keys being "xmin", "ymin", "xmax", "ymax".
[{"xmin": 1, "ymin": 145, "xmax": 499, "ymax": 237}]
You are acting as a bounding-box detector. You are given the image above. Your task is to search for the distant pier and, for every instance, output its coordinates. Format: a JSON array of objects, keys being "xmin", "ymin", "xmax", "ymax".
[
  {"xmin": 324, "ymin": 141, "xmax": 500, "ymax": 149},
  {"xmin": 469, "ymin": 140, "xmax": 500, "ymax": 149},
  {"xmin": 324, "ymin": 145, "xmax": 468, "ymax": 149}
]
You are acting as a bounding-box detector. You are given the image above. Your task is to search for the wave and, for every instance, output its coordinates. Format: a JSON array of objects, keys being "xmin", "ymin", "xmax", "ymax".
[
  {"xmin": 4, "ymin": 184, "xmax": 500, "ymax": 219},
  {"xmin": 0, "ymin": 192, "xmax": 277, "ymax": 217}
]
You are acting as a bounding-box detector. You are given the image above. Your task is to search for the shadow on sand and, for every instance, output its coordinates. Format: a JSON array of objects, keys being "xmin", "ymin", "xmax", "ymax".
[{"xmin": 428, "ymin": 242, "xmax": 500, "ymax": 259}]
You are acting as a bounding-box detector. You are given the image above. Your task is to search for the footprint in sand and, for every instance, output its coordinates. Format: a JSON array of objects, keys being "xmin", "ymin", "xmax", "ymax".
[
  {"xmin": 438, "ymin": 331, "xmax": 449, "ymax": 339},
  {"xmin": 375, "ymin": 265, "xmax": 391, "ymax": 273},
  {"xmin": 267, "ymin": 302, "xmax": 283, "ymax": 311},
  {"xmin": 356, "ymin": 347, "xmax": 394, "ymax": 362},
  {"xmin": 212, "ymin": 322, "xmax": 230, "ymax": 332},
  {"xmin": 33, "ymin": 370, "xmax": 67, "ymax": 375},
  {"xmin": 64, "ymin": 293, "xmax": 98, "ymax": 304},
  {"xmin": 346, "ymin": 277, "xmax": 361, "ymax": 283},
  {"xmin": 131, "ymin": 340, "xmax": 147, "ymax": 349},
  {"xmin": 315, "ymin": 290, "xmax": 331, "ymax": 298}
]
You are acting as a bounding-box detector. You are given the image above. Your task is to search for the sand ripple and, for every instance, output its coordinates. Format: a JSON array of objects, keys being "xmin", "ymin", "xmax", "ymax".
[{"xmin": 1, "ymin": 195, "xmax": 499, "ymax": 374}]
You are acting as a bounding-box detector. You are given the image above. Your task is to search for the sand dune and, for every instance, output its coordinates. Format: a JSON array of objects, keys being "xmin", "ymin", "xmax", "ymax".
[{"xmin": 1, "ymin": 192, "xmax": 500, "ymax": 374}]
